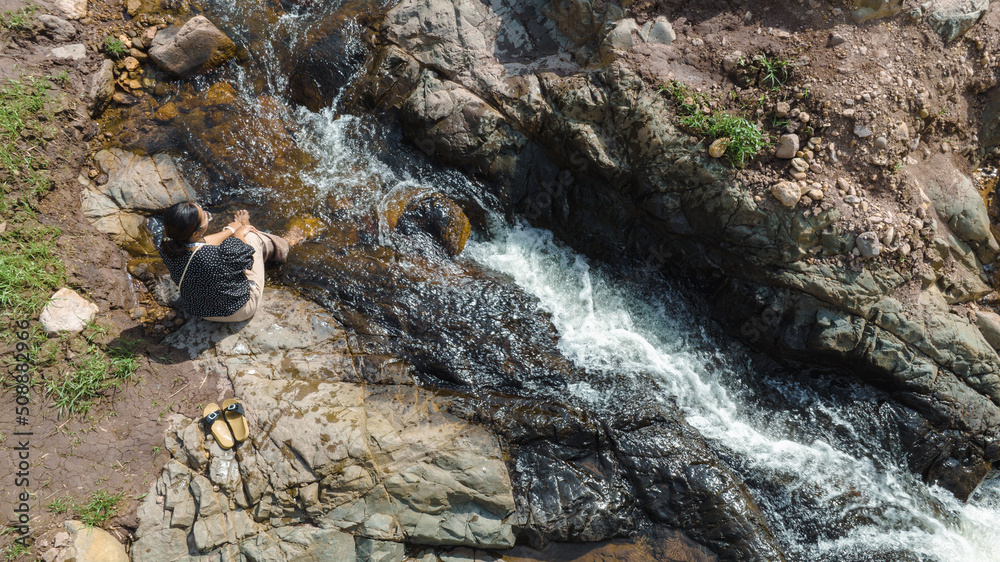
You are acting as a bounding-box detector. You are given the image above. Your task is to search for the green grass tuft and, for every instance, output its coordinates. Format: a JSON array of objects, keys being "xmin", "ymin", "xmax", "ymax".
[
  {"xmin": 47, "ymin": 496, "xmax": 72, "ymax": 514},
  {"xmin": 0, "ymin": 226, "xmax": 64, "ymax": 316},
  {"xmin": 45, "ymin": 337, "xmax": 142, "ymax": 417},
  {"xmin": 76, "ymin": 490, "xmax": 123, "ymax": 526},
  {"xmin": 661, "ymin": 81, "xmax": 769, "ymax": 168},
  {"xmin": 104, "ymin": 36, "xmax": 128, "ymax": 59},
  {"xmin": 0, "ymin": 4, "xmax": 38, "ymax": 31}
]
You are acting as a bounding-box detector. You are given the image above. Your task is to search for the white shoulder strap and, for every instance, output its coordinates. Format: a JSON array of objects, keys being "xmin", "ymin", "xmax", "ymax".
[{"xmin": 177, "ymin": 245, "xmax": 201, "ymax": 293}]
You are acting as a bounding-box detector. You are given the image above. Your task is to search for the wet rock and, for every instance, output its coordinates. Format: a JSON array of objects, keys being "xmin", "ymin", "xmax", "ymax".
[
  {"xmin": 126, "ymin": 0, "xmax": 142, "ymax": 17},
  {"xmin": 39, "ymin": 288, "xmax": 99, "ymax": 336},
  {"xmin": 384, "ymin": 189, "xmax": 471, "ymax": 256},
  {"xmin": 80, "ymin": 149, "xmax": 197, "ymax": 254},
  {"xmin": 55, "ymin": 521, "xmax": 128, "ymax": 562},
  {"xmin": 149, "ymin": 15, "xmax": 236, "ymax": 77},
  {"xmin": 38, "ymin": 14, "xmax": 77, "ymax": 41},
  {"xmin": 88, "ymin": 60, "xmax": 116, "ymax": 117},
  {"xmin": 775, "ymin": 134, "xmax": 799, "ymax": 159}
]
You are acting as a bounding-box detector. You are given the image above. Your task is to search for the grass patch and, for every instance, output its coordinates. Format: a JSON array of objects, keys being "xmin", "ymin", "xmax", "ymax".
[
  {"xmin": 0, "ymin": 4, "xmax": 37, "ymax": 31},
  {"xmin": 0, "ymin": 75, "xmax": 55, "ymax": 217},
  {"xmin": 47, "ymin": 496, "xmax": 72, "ymax": 514},
  {"xmin": 752, "ymin": 54, "xmax": 793, "ymax": 90},
  {"xmin": 76, "ymin": 490, "xmax": 123, "ymax": 526},
  {"xmin": 45, "ymin": 338, "xmax": 141, "ymax": 417},
  {"xmin": 661, "ymin": 81, "xmax": 769, "ymax": 167},
  {"xmin": 104, "ymin": 36, "xmax": 128, "ymax": 59},
  {"xmin": 0, "ymin": 226, "xmax": 64, "ymax": 317},
  {"xmin": 2, "ymin": 541, "xmax": 30, "ymax": 561}
]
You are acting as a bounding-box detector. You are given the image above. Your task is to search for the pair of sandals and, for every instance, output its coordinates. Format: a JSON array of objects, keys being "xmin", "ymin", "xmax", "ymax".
[{"xmin": 202, "ymin": 398, "xmax": 249, "ymax": 450}]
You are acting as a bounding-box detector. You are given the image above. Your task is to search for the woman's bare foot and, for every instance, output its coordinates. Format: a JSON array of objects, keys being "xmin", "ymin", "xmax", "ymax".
[
  {"xmin": 284, "ymin": 225, "xmax": 306, "ymax": 247},
  {"xmin": 234, "ymin": 209, "xmax": 251, "ymax": 226}
]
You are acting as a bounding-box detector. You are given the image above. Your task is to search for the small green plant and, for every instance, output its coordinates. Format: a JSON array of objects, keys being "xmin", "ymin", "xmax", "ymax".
[
  {"xmin": 44, "ymin": 337, "xmax": 141, "ymax": 416},
  {"xmin": 104, "ymin": 36, "xmax": 128, "ymax": 59},
  {"xmin": 0, "ymin": 4, "xmax": 38, "ymax": 31},
  {"xmin": 3, "ymin": 541, "xmax": 30, "ymax": 560},
  {"xmin": 662, "ymin": 81, "xmax": 769, "ymax": 167},
  {"xmin": 47, "ymin": 496, "xmax": 72, "ymax": 514},
  {"xmin": 76, "ymin": 490, "xmax": 123, "ymax": 526},
  {"xmin": 754, "ymin": 54, "xmax": 793, "ymax": 90}
]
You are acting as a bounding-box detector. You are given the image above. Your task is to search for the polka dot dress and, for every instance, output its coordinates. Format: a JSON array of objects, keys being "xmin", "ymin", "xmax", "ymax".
[{"xmin": 161, "ymin": 237, "xmax": 255, "ymax": 318}]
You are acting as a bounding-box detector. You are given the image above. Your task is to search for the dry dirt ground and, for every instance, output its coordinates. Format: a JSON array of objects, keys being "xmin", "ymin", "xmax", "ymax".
[{"xmin": 0, "ymin": 0, "xmax": 224, "ymax": 558}]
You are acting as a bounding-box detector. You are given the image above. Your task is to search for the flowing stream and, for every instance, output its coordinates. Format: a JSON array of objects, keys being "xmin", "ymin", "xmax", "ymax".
[{"xmin": 155, "ymin": 1, "xmax": 1000, "ymax": 559}]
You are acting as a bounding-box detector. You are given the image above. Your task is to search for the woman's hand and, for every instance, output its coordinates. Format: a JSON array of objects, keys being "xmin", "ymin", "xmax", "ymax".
[{"xmin": 233, "ymin": 224, "xmax": 258, "ymax": 241}]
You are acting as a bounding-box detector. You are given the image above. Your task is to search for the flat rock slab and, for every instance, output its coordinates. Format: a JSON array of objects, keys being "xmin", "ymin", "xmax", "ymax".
[
  {"xmin": 135, "ymin": 288, "xmax": 516, "ymax": 560},
  {"xmin": 80, "ymin": 148, "xmax": 196, "ymax": 253},
  {"xmin": 49, "ymin": 44, "xmax": 86, "ymax": 59},
  {"xmin": 54, "ymin": 0, "xmax": 86, "ymax": 20},
  {"xmin": 39, "ymin": 288, "xmax": 98, "ymax": 335}
]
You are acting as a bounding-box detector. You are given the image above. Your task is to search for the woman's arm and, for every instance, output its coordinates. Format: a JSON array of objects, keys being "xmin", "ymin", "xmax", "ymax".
[{"xmin": 203, "ymin": 221, "xmax": 243, "ymax": 245}]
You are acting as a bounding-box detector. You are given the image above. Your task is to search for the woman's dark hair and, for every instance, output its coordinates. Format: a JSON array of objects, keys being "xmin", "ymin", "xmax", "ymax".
[{"xmin": 161, "ymin": 201, "xmax": 202, "ymax": 258}]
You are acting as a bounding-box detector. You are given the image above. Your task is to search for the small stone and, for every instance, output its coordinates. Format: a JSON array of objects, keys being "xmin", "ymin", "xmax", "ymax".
[
  {"xmin": 124, "ymin": 56, "xmax": 141, "ymax": 72},
  {"xmin": 771, "ymin": 182, "xmax": 801, "ymax": 207},
  {"xmin": 798, "ymin": 112, "xmax": 811, "ymax": 123},
  {"xmin": 807, "ymin": 189, "xmax": 824, "ymax": 200},
  {"xmin": 843, "ymin": 108, "xmax": 856, "ymax": 117},
  {"xmin": 153, "ymin": 102, "xmax": 180, "ymax": 123},
  {"xmin": 127, "ymin": 0, "xmax": 142, "ymax": 16},
  {"xmin": 88, "ymin": 168, "xmax": 99, "ymax": 178},
  {"xmin": 874, "ymin": 136, "xmax": 888, "ymax": 149},
  {"xmin": 827, "ymin": 32, "xmax": 847, "ymax": 47},
  {"xmin": 790, "ymin": 157, "xmax": 809, "ymax": 172},
  {"xmin": 775, "ymin": 134, "xmax": 799, "ymax": 159},
  {"xmin": 775, "ymin": 101, "xmax": 790, "ymax": 118},
  {"xmin": 113, "ymin": 92, "xmax": 138, "ymax": 105},
  {"xmin": 844, "ymin": 195, "xmax": 861, "ymax": 204},
  {"xmin": 856, "ymin": 232, "xmax": 882, "ymax": 258},
  {"xmin": 50, "ymin": 44, "xmax": 87, "ymax": 60},
  {"xmin": 790, "ymin": 170, "xmax": 808, "ymax": 180},
  {"xmin": 709, "ymin": 137, "xmax": 730, "ymax": 158},
  {"xmin": 854, "ymin": 124, "xmax": 873, "ymax": 138},
  {"xmin": 39, "ymin": 288, "xmax": 99, "ymax": 336},
  {"xmin": 837, "ymin": 178, "xmax": 850, "ymax": 192},
  {"xmin": 899, "ymin": 242, "xmax": 911, "ymax": 256},
  {"xmin": 722, "ymin": 50, "xmax": 744, "ymax": 73},
  {"xmin": 128, "ymin": 79, "xmax": 143, "ymax": 90},
  {"xmin": 919, "ymin": 108, "xmax": 930, "ymax": 119}
]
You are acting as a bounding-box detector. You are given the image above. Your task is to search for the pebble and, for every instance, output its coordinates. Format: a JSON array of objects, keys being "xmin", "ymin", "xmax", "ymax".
[
  {"xmin": 856, "ymin": 231, "xmax": 882, "ymax": 258},
  {"xmin": 775, "ymin": 101, "xmax": 791, "ymax": 118},
  {"xmin": 791, "ymin": 157, "xmax": 809, "ymax": 172},
  {"xmin": 874, "ymin": 136, "xmax": 888, "ymax": 149},
  {"xmin": 899, "ymin": 242, "xmax": 911, "ymax": 256},
  {"xmin": 775, "ymin": 134, "xmax": 799, "ymax": 159},
  {"xmin": 844, "ymin": 195, "xmax": 861, "ymax": 204},
  {"xmin": 854, "ymin": 125, "xmax": 873, "ymax": 138},
  {"xmin": 709, "ymin": 137, "xmax": 730, "ymax": 158},
  {"xmin": 827, "ymin": 32, "xmax": 847, "ymax": 47},
  {"xmin": 807, "ymin": 189, "xmax": 824, "ymax": 200},
  {"xmin": 837, "ymin": 178, "xmax": 851, "ymax": 192},
  {"xmin": 124, "ymin": 56, "xmax": 140, "ymax": 72},
  {"xmin": 919, "ymin": 108, "xmax": 930, "ymax": 119},
  {"xmin": 771, "ymin": 182, "xmax": 802, "ymax": 207},
  {"xmin": 842, "ymin": 108, "xmax": 856, "ymax": 117},
  {"xmin": 798, "ymin": 112, "xmax": 811, "ymax": 123},
  {"xmin": 88, "ymin": 168, "xmax": 99, "ymax": 178},
  {"xmin": 809, "ymin": 162, "xmax": 823, "ymax": 173}
]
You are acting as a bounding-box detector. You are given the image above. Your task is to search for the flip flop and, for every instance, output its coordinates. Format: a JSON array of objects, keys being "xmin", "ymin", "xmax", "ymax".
[
  {"xmin": 202, "ymin": 403, "xmax": 235, "ymax": 449},
  {"xmin": 221, "ymin": 398, "xmax": 249, "ymax": 443}
]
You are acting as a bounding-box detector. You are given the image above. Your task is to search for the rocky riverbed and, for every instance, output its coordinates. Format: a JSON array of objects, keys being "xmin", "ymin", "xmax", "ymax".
[{"xmin": 6, "ymin": 0, "xmax": 1000, "ymax": 561}]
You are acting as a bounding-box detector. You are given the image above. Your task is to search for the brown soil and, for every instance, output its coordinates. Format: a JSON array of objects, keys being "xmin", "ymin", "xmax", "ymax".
[
  {"xmin": 625, "ymin": 0, "xmax": 1000, "ymax": 298},
  {"xmin": 0, "ymin": 0, "xmax": 224, "ymax": 558}
]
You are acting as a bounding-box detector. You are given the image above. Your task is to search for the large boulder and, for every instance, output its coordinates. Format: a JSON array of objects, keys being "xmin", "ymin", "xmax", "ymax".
[
  {"xmin": 80, "ymin": 149, "xmax": 197, "ymax": 255},
  {"xmin": 149, "ymin": 15, "xmax": 236, "ymax": 77}
]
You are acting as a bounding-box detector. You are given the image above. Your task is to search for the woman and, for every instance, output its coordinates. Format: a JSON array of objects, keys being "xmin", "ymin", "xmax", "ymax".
[{"xmin": 160, "ymin": 201, "xmax": 299, "ymax": 322}]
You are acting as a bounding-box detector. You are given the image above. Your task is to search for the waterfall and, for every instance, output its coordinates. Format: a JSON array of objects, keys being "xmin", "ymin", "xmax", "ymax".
[{"xmin": 466, "ymin": 224, "xmax": 1000, "ymax": 561}]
